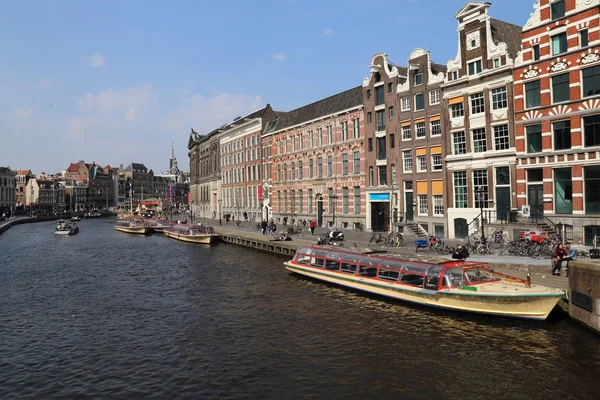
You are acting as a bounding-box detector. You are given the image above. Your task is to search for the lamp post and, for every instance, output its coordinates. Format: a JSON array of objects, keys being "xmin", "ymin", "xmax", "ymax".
[
  {"xmin": 218, "ymin": 199, "xmax": 222, "ymax": 225},
  {"xmin": 475, "ymin": 187, "xmax": 486, "ymax": 242},
  {"xmin": 331, "ymin": 194, "xmax": 338, "ymax": 228}
]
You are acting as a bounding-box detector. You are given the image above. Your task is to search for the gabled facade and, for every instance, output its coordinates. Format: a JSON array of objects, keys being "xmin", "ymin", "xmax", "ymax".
[
  {"xmin": 265, "ymin": 87, "xmax": 364, "ymax": 228},
  {"xmin": 397, "ymin": 49, "xmax": 448, "ymax": 237},
  {"xmin": 14, "ymin": 169, "xmax": 34, "ymax": 208},
  {"xmin": 363, "ymin": 53, "xmax": 405, "ymax": 232},
  {"xmin": 124, "ymin": 162, "xmax": 152, "ymax": 203},
  {"xmin": 442, "ymin": 2, "xmax": 521, "ymax": 238},
  {"xmin": 514, "ymin": 0, "xmax": 600, "ymax": 244}
]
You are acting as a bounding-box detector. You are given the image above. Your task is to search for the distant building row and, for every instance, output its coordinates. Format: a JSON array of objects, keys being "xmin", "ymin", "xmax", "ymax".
[
  {"xmin": 188, "ymin": 0, "xmax": 600, "ymax": 243},
  {"xmin": 0, "ymin": 147, "xmax": 189, "ymax": 215}
]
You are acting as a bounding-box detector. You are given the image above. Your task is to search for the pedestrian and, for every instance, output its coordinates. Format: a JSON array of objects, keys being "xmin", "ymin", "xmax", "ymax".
[
  {"xmin": 283, "ymin": 216, "xmax": 288, "ymax": 226},
  {"xmin": 243, "ymin": 211, "xmax": 248, "ymax": 221},
  {"xmin": 310, "ymin": 219, "xmax": 316, "ymax": 235},
  {"xmin": 261, "ymin": 220, "xmax": 268, "ymax": 235},
  {"xmin": 452, "ymin": 244, "xmax": 469, "ymax": 260},
  {"xmin": 267, "ymin": 222, "xmax": 272, "ymax": 237},
  {"xmin": 213, "ymin": 210, "xmax": 216, "ymax": 219}
]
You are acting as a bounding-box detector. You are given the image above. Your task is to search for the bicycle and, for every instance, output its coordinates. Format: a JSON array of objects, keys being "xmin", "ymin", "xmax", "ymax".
[
  {"xmin": 369, "ymin": 232, "xmax": 387, "ymax": 247},
  {"xmin": 386, "ymin": 232, "xmax": 404, "ymax": 247},
  {"xmin": 287, "ymin": 225, "xmax": 303, "ymax": 235},
  {"xmin": 235, "ymin": 220, "xmax": 243, "ymax": 227},
  {"xmin": 356, "ymin": 223, "xmax": 365, "ymax": 232},
  {"xmin": 254, "ymin": 222, "xmax": 262, "ymax": 231}
]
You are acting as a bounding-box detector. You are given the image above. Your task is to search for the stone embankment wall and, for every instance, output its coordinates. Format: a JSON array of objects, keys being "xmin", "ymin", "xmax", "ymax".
[{"xmin": 569, "ymin": 261, "xmax": 600, "ymax": 334}]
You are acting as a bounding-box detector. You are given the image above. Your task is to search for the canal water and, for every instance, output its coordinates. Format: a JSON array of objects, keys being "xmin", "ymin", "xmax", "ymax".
[{"xmin": 1, "ymin": 219, "xmax": 598, "ymax": 399}]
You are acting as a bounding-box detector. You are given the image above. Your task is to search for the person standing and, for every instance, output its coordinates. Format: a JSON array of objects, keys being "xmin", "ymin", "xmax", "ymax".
[
  {"xmin": 452, "ymin": 244, "xmax": 469, "ymax": 260},
  {"xmin": 309, "ymin": 219, "xmax": 316, "ymax": 235}
]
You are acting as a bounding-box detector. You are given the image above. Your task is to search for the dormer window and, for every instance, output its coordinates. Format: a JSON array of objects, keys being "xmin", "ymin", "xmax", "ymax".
[
  {"xmin": 551, "ymin": 0, "xmax": 565, "ymax": 20},
  {"xmin": 468, "ymin": 60, "xmax": 482, "ymax": 75},
  {"xmin": 414, "ymin": 73, "xmax": 423, "ymax": 86},
  {"xmin": 375, "ymin": 72, "xmax": 381, "ymax": 83}
]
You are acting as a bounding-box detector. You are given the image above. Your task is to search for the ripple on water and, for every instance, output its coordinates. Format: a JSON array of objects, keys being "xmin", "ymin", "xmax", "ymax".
[{"xmin": 0, "ymin": 220, "xmax": 598, "ymax": 400}]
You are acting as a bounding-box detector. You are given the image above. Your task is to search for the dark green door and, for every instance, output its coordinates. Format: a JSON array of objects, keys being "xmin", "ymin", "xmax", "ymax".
[
  {"xmin": 371, "ymin": 202, "xmax": 388, "ymax": 232},
  {"xmin": 405, "ymin": 192, "xmax": 413, "ymax": 222},
  {"xmin": 528, "ymin": 184, "xmax": 544, "ymax": 221},
  {"xmin": 317, "ymin": 197, "xmax": 323, "ymax": 226},
  {"xmin": 454, "ymin": 218, "xmax": 468, "ymax": 238},
  {"xmin": 495, "ymin": 187, "xmax": 511, "ymax": 222}
]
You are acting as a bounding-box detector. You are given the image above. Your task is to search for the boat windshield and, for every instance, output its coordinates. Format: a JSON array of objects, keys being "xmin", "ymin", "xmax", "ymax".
[{"xmin": 464, "ymin": 267, "xmax": 494, "ymax": 284}]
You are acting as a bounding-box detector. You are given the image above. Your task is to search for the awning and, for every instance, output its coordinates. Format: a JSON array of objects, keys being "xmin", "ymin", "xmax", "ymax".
[
  {"xmin": 430, "ymin": 146, "xmax": 442, "ymax": 155},
  {"xmin": 449, "ymin": 96, "xmax": 463, "ymax": 105},
  {"xmin": 429, "ymin": 115, "xmax": 441, "ymax": 121},
  {"xmin": 414, "ymin": 118, "xmax": 425, "ymax": 124},
  {"xmin": 415, "ymin": 148, "xmax": 427, "ymax": 156},
  {"xmin": 401, "ymin": 120, "xmax": 411, "ymax": 127},
  {"xmin": 416, "ymin": 181, "xmax": 428, "ymax": 195},
  {"xmin": 432, "ymin": 180, "xmax": 444, "ymax": 195}
]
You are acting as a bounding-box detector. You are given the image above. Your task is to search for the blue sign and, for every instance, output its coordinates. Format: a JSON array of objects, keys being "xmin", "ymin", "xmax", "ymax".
[{"xmin": 369, "ymin": 193, "xmax": 390, "ymax": 201}]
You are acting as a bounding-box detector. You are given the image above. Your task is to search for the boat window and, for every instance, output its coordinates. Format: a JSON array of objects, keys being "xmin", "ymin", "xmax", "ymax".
[
  {"xmin": 464, "ymin": 267, "xmax": 493, "ymax": 284},
  {"xmin": 442, "ymin": 268, "xmax": 464, "ymax": 289},
  {"xmin": 296, "ymin": 254, "xmax": 311, "ymax": 265},
  {"xmin": 313, "ymin": 250, "xmax": 328, "ymax": 258},
  {"xmin": 379, "ymin": 260, "xmax": 404, "ymax": 271},
  {"xmin": 359, "ymin": 257, "xmax": 380, "ymax": 268},
  {"xmin": 378, "ymin": 269, "xmax": 399, "ymax": 282},
  {"xmin": 358, "ymin": 266, "xmax": 377, "ymax": 277},
  {"xmin": 340, "ymin": 262, "xmax": 358, "ymax": 274},
  {"xmin": 310, "ymin": 257, "xmax": 324, "ymax": 268},
  {"xmin": 324, "ymin": 259, "xmax": 340, "ymax": 271},
  {"xmin": 399, "ymin": 273, "xmax": 424, "ymax": 287},
  {"xmin": 341, "ymin": 254, "xmax": 361, "ymax": 263},
  {"xmin": 401, "ymin": 263, "xmax": 431, "ymax": 275}
]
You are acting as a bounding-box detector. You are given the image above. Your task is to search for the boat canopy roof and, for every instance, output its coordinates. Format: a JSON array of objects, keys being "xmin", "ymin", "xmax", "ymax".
[{"xmin": 296, "ymin": 245, "xmax": 485, "ymax": 275}]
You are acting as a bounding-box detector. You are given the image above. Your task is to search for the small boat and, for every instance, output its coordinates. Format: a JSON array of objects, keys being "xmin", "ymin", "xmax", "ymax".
[
  {"xmin": 115, "ymin": 219, "xmax": 150, "ymax": 235},
  {"xmin": 71, "ymin": 216, "xmax": 81, "ymax": 221},
  {"xmin": 84, "ymin": 212, "xmax": 102, "ymax": 219},
  {"xmin": 54, "ymin": 220, "xmax": 79, "ymax": 235},
  {"xmin": 284, "ymin": 246, "xmax": 565, "ymax": 321},
  {"xmin": 163, "ymin": 224, "xmax": 218, "ymax": 244},
  {"xmin": 144, "ymin": 218, "xmax": 174, "ymax": 233}
]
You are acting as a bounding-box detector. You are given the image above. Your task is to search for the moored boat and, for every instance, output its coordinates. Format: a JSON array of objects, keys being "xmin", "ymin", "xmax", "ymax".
[
  {"xmin": 284, "ymin": 246, "xmax": 565, "ymax": 321},
  {"xmin": 115, "ymin": 219, "xmax": 150, "ymax": 235},
  {"xmin": 54, "ymin": 220, "xmax": 79, "ymax": 235},
  {"xmin": 144, "ymin": 218, "xmax": 174, "ymax": 233},
  {"xmin": 163, "ymin": 224, "xmax": 218, "ymax": 244},
  {"xmin": 71, "ymin": 216, "xmax": 81, "ymax": 222}
]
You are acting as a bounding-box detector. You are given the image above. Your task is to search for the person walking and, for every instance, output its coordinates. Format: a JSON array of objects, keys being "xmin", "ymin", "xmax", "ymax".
[
  {"xmin": 310, "ymin": 219, "xmax": 316, "ymax": 236},
  {"xmin": 261, "ymin": 220, "xmax": 268, "ymax": 235}
]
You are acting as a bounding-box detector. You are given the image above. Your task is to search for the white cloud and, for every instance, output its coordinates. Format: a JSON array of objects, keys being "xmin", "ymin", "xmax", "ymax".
[
  {"xmin": 162, "ymin": 92, "xmax": 263, "ymax": 135},
  {"xmin": 272, "ymin": 53, "xmax": 286, "ymax": 61},
  {"xmin": 322, "ymin": 28, "xmax": 333, "ymax": 37},
  {"xmin": 12, "ymin": 108, "xmax": 35, "ymax": 119},
  {"xmin": 80, "ymin": 52, "xmax": 106, "ymax": 68},
  {"xmin": 67, "ymin": 115, "xmax": 105, "ymax": 142},
  {"xmin": 77, "ymin": 83, "xmax": 155, "ymax": 120}
]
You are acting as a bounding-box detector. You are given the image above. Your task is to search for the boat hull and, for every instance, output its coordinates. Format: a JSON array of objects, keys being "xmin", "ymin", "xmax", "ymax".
[
  {"xmin": 163, "ymin": 230, "xmax": 217, "ymax": 244},
  {"xmin": 54, "ymin": 230, "xmax": 77, "ymax": 235},
  {"xmin": 284, "ymin": 262, "xmax": 563, "ymax": 320},
  {"xmin": 115, "ymin": 226, "xmax": 150, "ymax": 235}
]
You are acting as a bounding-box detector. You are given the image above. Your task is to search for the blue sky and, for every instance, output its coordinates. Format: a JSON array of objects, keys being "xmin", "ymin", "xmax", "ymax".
[{"xmin": 1, "ymin": 0, "xmax": 534, "ymax": 174}]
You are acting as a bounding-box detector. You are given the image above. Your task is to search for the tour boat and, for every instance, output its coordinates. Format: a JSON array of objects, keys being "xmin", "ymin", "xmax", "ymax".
[
  {"xmin": 115, "ymin": 219, "xmax": 150, "ymax": 235},
  {"xmin": 284, "ymin": 246, "xmax": 565, "ymax": 321},
  {"xmin": 144, "ymin": 218, "xmax": 174, "ymax": 233},
  {"xmin": 54, "ymin": 221, "xmax": 79, "ymax": 235},
  {"xmin": 163, "ymin": 224, "xmax": 218, "ymax": 244}
]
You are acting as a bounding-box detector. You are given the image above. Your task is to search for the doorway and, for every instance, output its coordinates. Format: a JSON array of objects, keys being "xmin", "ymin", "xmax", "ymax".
[
  {"xmin": 454, "ymin": 218, "xmax": 468, "ymax": 238},
  {"xmin": 528, "ymin": 184, "xmax": 544, "ymax": 221},
  {"xmin": 317, "ymin": 195, "xmax": 323, "ymax": 226},
  {"xmin": 370, "ymin": 202, "xmax": 389, "ymax": 232},
  {"xmin": 495, "ymin": 187, "xmax": 510, "ymax": 222}
]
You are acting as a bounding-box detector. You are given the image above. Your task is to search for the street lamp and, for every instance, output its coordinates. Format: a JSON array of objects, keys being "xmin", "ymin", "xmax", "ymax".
[
  {"xmin": 218, "ymin": 199, "xmax": 222, "ymax": 225},
  {"xmin": 475, "ymin": 187, "xmax": 487, "ymax": 242},
  {"xmin": 331, "ymin": 194, "xmax": 338, "ymax": 228}
]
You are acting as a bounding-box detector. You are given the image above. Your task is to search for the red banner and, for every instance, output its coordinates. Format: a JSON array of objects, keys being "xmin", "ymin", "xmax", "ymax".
[{"xmin": 257, "ymin": 185, "xmax": 263, "ymax": 200}]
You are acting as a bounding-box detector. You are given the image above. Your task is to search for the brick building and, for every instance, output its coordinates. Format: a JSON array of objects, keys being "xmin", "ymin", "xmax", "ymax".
[
  {"xmin": 363, "ymin": 53, "xmax": 406, "ymax": 232},
  {"xmin": 442, "ymin": 2, "xmax": 522, "ymax": 238},
  {"xmin": 514, "ymin": 0, "xmax": 600, "ymax": 244},
  {"xmin": 219, "ymin": 106, "xmax": 278, "ymax": 222},
  {"xmin": 396, "ymin": 49, "xmax": 448, "ymax": 237},
  {"xmin": 264, "ymin": 87, "xmax": 365, "ymax": 229},
  {"xmin": 189, "ymin": 128, "xmax": 221, "ymax": 218}
]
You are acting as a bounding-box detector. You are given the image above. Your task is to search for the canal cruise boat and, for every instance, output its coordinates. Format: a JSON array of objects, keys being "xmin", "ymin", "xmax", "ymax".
[
  {"xmin": 163, "ymin": 224, "xmax": 218, "ymax": 244},
  {"xmin": 115, "ymin": 219, "xmax": 150, "ymax": 235},
  {"xmin": 54, "ymin": 220, "xmax": 79, "ymax": 235},
  {"xmin": 143, "ymin": 218, "xmax": 174, "ymax": 233},
  {"xmin": 284, "ymin": 246, "xmax": 565, "ymax": 321}
]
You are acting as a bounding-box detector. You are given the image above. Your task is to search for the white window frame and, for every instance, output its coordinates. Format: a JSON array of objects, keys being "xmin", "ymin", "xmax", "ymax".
[
  {"xmin": 415, "ymin": 121, "xmax": 426, "ymax": 138},
  {"xmin": 400, "ymin": 96, "xmax": 410, "ymax": 111},
  {"xmin": 430, "ymin": 119, "xmax": 441, "ymax": 136},
  {"xmin": 402, "ymin": 125, "xmax": 411, "ymax": 140},
  {"xmin": 418, "ymin": 194, "xmax": 428, "ymax": 215},
  {"xmin": 402, "ymin": 150, "xmax": 413, "ymax": 172},
  {"xmin": 429, "ymin": 89, "xmax": 441, "ymax": 105},
  {"xmin": 432, "ymin": 154, "xmax": 442, "ymax": 171},
  {"xmin": 416, "ymin": 155, "xmax": 427, "ymax": 172}
]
